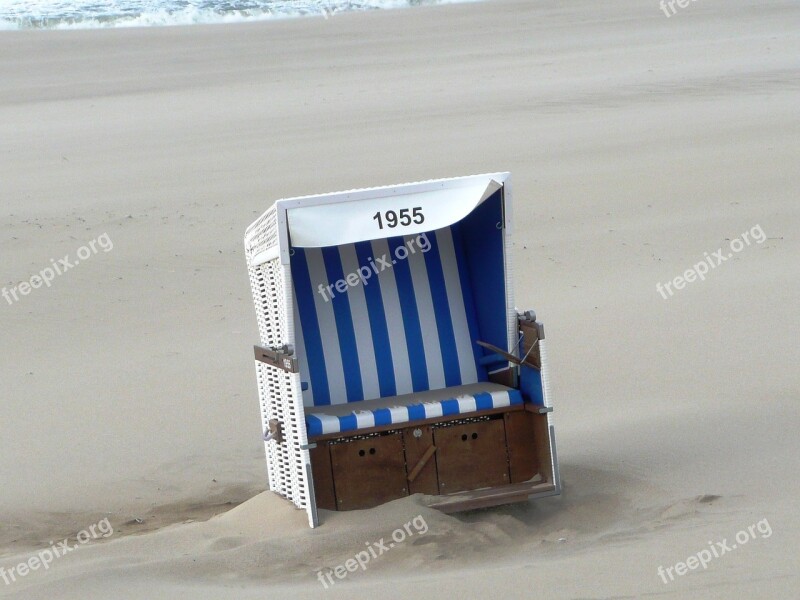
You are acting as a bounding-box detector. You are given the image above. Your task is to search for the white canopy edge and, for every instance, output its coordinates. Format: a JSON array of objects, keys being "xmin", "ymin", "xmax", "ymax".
[{"xmin": 283, "ymin": 174, "xmax": 506, "ymax": 248}]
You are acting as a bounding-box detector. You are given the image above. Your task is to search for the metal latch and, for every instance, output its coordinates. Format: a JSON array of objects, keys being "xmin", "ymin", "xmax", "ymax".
[
  {"xmin": 254, "ymin": 344, "xmax": 298, "ymax": 373},
  {"xmin": 263, "ymin": 419, "xmax": 284, "ymax": 444}
]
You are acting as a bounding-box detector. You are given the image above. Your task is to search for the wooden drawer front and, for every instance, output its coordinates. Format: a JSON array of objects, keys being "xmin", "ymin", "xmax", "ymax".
[
  {"xmin": 433, "ymin": 419, "xmax": 510, "ymax": 494},
  {"xmin": 330, "ymin": 433, "xmax": 408, "ymax": 510}
]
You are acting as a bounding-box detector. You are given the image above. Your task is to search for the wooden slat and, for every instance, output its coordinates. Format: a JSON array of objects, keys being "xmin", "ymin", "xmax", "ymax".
[
  {"xmin": 532, "ymin": 413, "xmax": 554, "ymax": 485},
  {"xmin": 518, "ymin": 320, "xmax": 541, "ymax": 369},
  {"xmin": 425, "ymin": 481, "xmax": 557, "ymax": 513},
  {"xmin": 309, "ymin": 442, "xmax": 336, "ymax": 511},
  {"xmin": 504, "ymin": 411, "xmax": 539, "ymax": 483},
  {"xmin": 403, "ymin": 425, "xmax": 439, "ymax": 494}
]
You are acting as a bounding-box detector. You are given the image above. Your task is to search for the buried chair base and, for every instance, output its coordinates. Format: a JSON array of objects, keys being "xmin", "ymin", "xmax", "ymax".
[
  {"xmin": 308, "ymin": 400, "xmax": 559, "ymax": 514},
  {"xmin": 305, "ymin": 311, "xmax": 559, "ymax": 516}
]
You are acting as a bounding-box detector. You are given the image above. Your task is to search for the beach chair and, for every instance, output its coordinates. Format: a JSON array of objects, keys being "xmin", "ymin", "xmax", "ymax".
[{"xmin": 245, "ymin": 173, "xmax": 561, "ymax": 527}]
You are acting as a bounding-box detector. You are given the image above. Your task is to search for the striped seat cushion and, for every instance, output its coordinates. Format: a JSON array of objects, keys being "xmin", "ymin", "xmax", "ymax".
[{"xmin": 305, "ymin": 383, "xmax": 522, "ymax": 437}]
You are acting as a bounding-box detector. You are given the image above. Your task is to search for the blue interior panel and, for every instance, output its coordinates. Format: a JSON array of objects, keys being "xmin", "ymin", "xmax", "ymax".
[{"xmin": 291, "ymin": 193, "xmax": 509, "ymax": 408}]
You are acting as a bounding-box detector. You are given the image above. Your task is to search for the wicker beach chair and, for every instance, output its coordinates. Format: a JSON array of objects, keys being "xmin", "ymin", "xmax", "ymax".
[{"xmin": 245, "ymin": 173, "xmax": 560, "ymax": 527}]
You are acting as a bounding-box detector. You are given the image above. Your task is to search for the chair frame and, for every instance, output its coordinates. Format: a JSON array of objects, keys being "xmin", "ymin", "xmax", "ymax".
[{"xmin": 245, "ymin": 173, "xmax": 561, "ymax": 527}]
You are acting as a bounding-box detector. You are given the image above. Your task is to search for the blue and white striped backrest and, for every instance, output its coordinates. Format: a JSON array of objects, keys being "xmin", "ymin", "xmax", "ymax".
[{"xmin": 291, "ymin": 225, "xmax": 487, "ymax": 407}]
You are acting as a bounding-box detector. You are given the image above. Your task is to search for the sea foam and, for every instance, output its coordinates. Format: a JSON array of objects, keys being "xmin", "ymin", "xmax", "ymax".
[{"xmin": 0, "ymin": 0, "xmax": 477, "ymax": 30}]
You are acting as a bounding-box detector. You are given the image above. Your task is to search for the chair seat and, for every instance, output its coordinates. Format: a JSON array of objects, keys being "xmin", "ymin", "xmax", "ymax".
[{"xmin": 305, "ymin": 383, "xmax": 522, "ymax": 437}]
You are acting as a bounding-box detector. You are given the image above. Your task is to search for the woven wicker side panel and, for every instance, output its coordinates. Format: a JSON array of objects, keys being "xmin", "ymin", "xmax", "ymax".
[{"xmin": 249, "ymin": 254, "xmax": 315, "ymax": 526}]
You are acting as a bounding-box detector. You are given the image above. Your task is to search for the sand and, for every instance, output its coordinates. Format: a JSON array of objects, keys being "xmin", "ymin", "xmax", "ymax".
[{"xmin": 1, "ymin": 0, "xmax": 799, "ymax": 597}]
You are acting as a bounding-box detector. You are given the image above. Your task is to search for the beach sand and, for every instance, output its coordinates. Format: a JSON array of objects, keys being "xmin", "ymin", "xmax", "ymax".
[{"xmin": 1, "ymin": 0, "xmax": 799, "ymax": 597}]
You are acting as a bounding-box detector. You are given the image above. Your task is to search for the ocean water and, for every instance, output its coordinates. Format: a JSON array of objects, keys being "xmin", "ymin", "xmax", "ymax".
[{"xmin": 0, "ymin": 0, "xmax": 476, "ymax": 30}]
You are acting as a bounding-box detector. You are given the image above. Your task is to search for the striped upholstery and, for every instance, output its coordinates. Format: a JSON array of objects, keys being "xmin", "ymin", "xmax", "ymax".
[
  {"xmin": 306, "ymin": 384, "xmax": 522, "ymax": 437},
  {"xmin": 291, "ymin": 225, "xmax": 487, "ymax": 409}
]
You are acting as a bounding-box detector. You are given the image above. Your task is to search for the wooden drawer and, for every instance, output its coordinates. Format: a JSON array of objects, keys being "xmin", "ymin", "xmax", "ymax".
[
  {"xmin": 330, "ymin": 433, "xmax": 408, "ymax": 510},
  {"xmin": 433, "ymin": 419, "xmax": 510, "ymax": 494}
]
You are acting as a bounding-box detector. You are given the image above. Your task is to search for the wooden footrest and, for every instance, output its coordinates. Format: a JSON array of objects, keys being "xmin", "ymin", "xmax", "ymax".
[{"xmin": 424, "ymin": 481, "xmax": 557, "ymax": 513}]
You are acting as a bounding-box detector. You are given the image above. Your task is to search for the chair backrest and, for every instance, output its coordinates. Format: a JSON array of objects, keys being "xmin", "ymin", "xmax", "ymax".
[{"xmin": 291, "ymin": 224, "xmax": 487, "ymax": 407}]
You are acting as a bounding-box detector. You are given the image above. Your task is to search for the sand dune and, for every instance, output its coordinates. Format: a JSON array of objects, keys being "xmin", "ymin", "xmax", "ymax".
[{"xmin": 1, "ymin": 0, "xmax": 799, "ymax": 597}]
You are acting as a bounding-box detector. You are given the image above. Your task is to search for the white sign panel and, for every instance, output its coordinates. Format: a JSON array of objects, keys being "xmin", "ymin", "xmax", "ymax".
[{"xmin": 287, "ymin": 178, "xmax": 502, "ymax": 248}]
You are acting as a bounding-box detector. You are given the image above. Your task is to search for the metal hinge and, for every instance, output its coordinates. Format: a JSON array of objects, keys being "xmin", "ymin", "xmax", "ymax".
[{"xmin": 254, "ymin": 344, "xmax": 298, "ymax": 373}]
